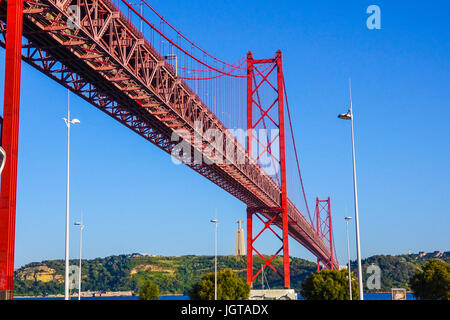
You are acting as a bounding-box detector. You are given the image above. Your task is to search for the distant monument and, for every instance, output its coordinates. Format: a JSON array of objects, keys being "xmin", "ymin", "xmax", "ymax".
[{"xmin": 235, "ymin": 220, "xmax": 245, "ymax": 256}]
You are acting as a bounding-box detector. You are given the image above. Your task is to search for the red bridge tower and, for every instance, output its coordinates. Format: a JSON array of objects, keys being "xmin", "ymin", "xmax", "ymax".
[
  {"xmin": 246, "ymin": 50, "xmax": 291, "ymax": 288},
  {"xmin": 314, "ymin": 197, "xmax": 336, "ymax": 272}
]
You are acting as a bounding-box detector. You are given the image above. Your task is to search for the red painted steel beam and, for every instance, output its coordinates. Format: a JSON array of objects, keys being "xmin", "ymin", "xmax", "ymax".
[
  {"xmin": 276, "ymin": 50, "xmax": 290, "ymax": 288},
  {"xmin": 328, "ymin": 197, "xmax": 334, "ymax": 269},
  {"xmin": 316, "ymin": 198, "xmax": 320, "ymax": 272},
  {"xmin": 246, "ymin": 208, "xmax": 253, "ymax": 286},
  {"xmin": 252, "ymin": 58, "xmax": 276, "ymax": 64},
  {"xmin": 246, "ymin": 51, "xmax": 253, "ymax": 157},
  {"xmin": 0, "ymin": 0, "xmax": 23, "ymax": 300}
]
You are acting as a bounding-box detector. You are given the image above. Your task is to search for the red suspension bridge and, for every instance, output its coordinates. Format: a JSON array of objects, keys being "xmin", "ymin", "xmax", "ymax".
[{"xmin": 0, "ymin": 0, "xmax": 338, "ymax": 299}]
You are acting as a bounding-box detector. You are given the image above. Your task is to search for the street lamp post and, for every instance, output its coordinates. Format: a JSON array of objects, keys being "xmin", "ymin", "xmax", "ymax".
[
  {"xmin": 345, "ymin": 216, "xmax": 353, "ymax": 300},
  {"xmin": 210, "ymin": 219, "xmax": 218, "ymax": 300},
  {"xmin": 74, "ymin": 219, "xmax": 85, "ymax": 300},
  {"xmin": 338, "ymin": 80, "xmax": 364, "ymax": 300},
  {"xmin": 63, "ymin": 90, "xmax": 80, "ymax": 300}
]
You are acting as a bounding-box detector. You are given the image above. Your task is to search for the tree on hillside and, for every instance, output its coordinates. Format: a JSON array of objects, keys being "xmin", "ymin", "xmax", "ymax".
[
  {"xmin": 300, "ymin": 269, "xmax": 359, "ymax": 300},
  {"xmin": 189, "ymin": 269, "xmax": 250, "ymax": 300},
  {"xmin": 409, "ymin": 259, "xmax": 450, "ymax": 300},
  {"xmin": 138, "ymin": 280, "xmax": 160, "ymax": 300}
]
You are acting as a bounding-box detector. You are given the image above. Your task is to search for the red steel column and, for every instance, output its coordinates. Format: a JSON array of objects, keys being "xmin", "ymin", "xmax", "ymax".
[
  {"xmin": 276, "ymin": 50, "xmax": 290, "ymax": 288},
  {"xmin": 315, "ymin": 197, "xmax": 320, "ymax": 272},
  {"xmin": 0, "ymin": 0, "xmax": 23, "ymax": 300},
  {"xmin": 246, "ymin": 52, "xmax": 253, "ymax": 288},
  {"xmin": 246, "ymin": 208, "xmax": 253, "ymax": 287},
  {"xmin": 246, "ymin": 52, "xmax": 253, "ymax": 157},
  {"xmin": 328, "ymin": 197, "xmax": 334, "ymax": 269}
]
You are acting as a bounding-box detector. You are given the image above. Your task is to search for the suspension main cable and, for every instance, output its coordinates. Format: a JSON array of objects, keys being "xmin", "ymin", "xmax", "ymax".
[
  {"xmin": 121, "ymin": 0, "xmax": 246, "ymax": 77},
  {"xmin": 282, "ymin": 74, "xmax": 313, "ymax": 225},
  {"xmin": 140, "ymin": 0, "xmax": 246, "ymax": 70}
]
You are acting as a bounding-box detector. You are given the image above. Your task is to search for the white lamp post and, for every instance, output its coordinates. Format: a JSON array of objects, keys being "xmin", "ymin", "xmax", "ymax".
[
  {"xmin": 345, "ymin": 216, "xmax": 353, "ymax": 300},
  {"xmin": 63, "ymin": 90, "xmax": 80, "ymax": 300},
  {"xmin": 338, "ymin": 79, "xmax": 364, "ymax": 300},
  {"xmin": 210, "ymin": 219, "xmax": 218, "ymax": 300},
  {"xmin": 74, "ymin": 219, "xmax": 84, "ymax": 300}
]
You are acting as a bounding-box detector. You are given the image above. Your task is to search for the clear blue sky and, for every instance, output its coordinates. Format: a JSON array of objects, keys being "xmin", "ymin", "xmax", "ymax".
[{"xmin": 2, "ymin": 0, "xmax": 448, "ymax": 268}]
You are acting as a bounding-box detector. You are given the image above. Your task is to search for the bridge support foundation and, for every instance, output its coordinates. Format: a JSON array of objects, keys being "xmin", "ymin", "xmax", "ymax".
[{"xmin": 0, "ymin": 0, "xmax": 23, "ymax": 300}]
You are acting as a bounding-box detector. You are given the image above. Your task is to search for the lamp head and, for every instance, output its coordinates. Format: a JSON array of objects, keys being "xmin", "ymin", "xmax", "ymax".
[
  {"xmin": 345, "ymin": 216, "xmax": 352, "ymax": 221},
  {"xmin": 71, "ymin": 118, "xmax": 80, "ymax": 124},
  {"xmin": 338, "ymin": 110, "xmax": 352, "ymax": 120}
]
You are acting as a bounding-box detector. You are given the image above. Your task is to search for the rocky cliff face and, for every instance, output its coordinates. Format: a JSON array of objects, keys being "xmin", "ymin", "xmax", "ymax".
[
  {"xmin": 17, "ymin": 265, "xmax": 63, "ymax": 283},
  {"xmin": 130, "ymin": 264, "xmax": 175, "ymax": 275}
]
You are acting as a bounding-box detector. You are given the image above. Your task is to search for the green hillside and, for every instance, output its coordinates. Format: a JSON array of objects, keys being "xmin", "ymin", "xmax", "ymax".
[
  {"xmin": 14, "ymin": 254, "xmax": 316, "ymax": 296},
  {"xmin": 14, "ymin": 251, "xmax": 449, "ymax": 296},
  {"xmin": 360, "ymin": 252, "xmax": 450, "ymax": 292}
]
